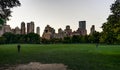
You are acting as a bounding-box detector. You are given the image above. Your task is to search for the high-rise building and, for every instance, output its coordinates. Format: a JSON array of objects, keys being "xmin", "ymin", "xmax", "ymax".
[
  {"xmin": 79, "ymin": 21, "xmax": 86, "ymax": 29},
  {"xmin": 21, "ymin": 22, "xmax": 26, "ymax": 34},
  {"xmin": 64, "ymin": 25, "xmax": 72, "ymax": 37},
  {"xmin": 58, "ymin": 28, "xmax": 63, "ymax": 33},
  {"xmin": 27, "ymin": 23, "xmax": 30, "ymax": 34},
  {"xmin": 57, "ymin": 28, "xmax": 65, "ymax": 39},
  {"xmin": 78, "ymin": 21, "xmax": 87, "ymax": 35},
  {"xmin": 14, "ymin": 27, "xmax": 21, "ymax": 34},
  {"xmin": 42, "ymin": 25, "xmax": 55, "ymax": 40},
  {"xmin": 30, "ymin": 21, "xmax": 34, "ymax": 33},
  {"xmin": 90, "ymin": 25, "xmax": 95, "ymax": 34},
  {"xmin": 27, "ymin": 21, "xmax": 34, "ymax": 34},
  {"xmin": 36, "ymin": 27, "xmax": 40, "ymax": 36},
  {"xmin": 3, "ymin": 25, "xmax": 11, "ymax": 33}
]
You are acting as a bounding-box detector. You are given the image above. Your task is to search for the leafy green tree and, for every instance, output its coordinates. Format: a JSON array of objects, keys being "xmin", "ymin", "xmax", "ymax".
[
  {"xmin": 2, "ymin": 32, "xmax": 15, "ymax": 43},
  {"xmin": 71, "ymin": 35, "xmax": 80, "ymax": 43},
  {"xmin": 0, "ymin": 0, "xmax": 21, "ymax": 24},
  {"xmin": 26, "ymin": 33, "xmax": 40, "ymax": 44},
  {"xmin": 101, "ymin": 0, "xmax": 120, "ymax": 44},
  {"xmin": 2, "ymin": 33, "xmax": 41, "ymax": 44},
  {"xmin": 19, "ymin": 34, "xmax": 26, "ymax": 43},
  {"xmin": 89, "ymin": 31, "xmax": 100, "ymax": 43},
  {"xmin": 0, "ymin": 19, "xmax": 4, "ymax": 25},
  {"xmin": 41, "ymin": 38, "xmax": 51, "ymax": 44},
  {"xmin": 80, "ymin": 35, "xmax": 89, "ymax": 43},
  {"xmin": 51, "ymin": 38, "xmax": 63, "ymax": 44},
  {"xmin": 0, "ymin": 37, "xmax": 6, "ymax": 44},
  {"xmin": 63, "ymin": 37, "xmax": 71, "ymax": 43}
]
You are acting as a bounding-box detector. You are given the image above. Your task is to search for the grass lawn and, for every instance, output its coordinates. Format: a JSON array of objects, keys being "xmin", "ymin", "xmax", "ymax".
[{"xmin": 0, "ymin": 44, "xmax": 120, "ymax": 70}]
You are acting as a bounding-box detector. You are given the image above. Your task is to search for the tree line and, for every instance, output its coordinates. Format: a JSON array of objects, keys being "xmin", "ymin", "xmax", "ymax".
[
  {"xmin": 41, "ymin": 31, "xmax": 101, "ymax": 44},
  {"xmin": 0, "ymin": 30, "xmax": 119, "ymax": 44},
  {"xmin": 0, "ymin": 33, "xmax": 40, "ymax": 44},
  {"xmin": 0, "ymin": 31, "xmax": 99, "ymax": 44}
]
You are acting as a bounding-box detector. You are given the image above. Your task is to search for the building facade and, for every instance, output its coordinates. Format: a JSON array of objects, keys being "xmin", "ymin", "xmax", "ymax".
[
  {"xmin": 27, "ymin": 21, "xmax": 34, "ymax": 34},
  {"xmin": 36, "ymin": 27, "xmax": 40, "ymax": 35},
  {"xmin": 3, "ymin": 25, "xmax": 11, "ymax": 33},
  {"xmin": 64, "ymin": 25, "xmax": 72, "ymax": 37},
  {"xmin": 54, "ymin": 28, "xmax": 65, "ymax": 39},
  {"xmin": 42, "ymin": 25, "xmax": 55, "ymax": 40},
  {"xmin": 21, "ymin": 22, "xmax": 26, "ymax": 34},
  {"xmin": 78, "ymin": 21, "xmax": 87, "ymax": 35},
  {"xmin": 90, "ymin": 25, "xmax": 95, "ymax": 35},
  {"xmin": 79, "ymin": 21, "xmax": 86, "ymax": 29},
  {"xmin": 0, "ymin": 21, "xmax": 37, "ymax": 36},
  {"xmin": 14, "ymin": 27, "xmax": 21, "ymax": 34}
]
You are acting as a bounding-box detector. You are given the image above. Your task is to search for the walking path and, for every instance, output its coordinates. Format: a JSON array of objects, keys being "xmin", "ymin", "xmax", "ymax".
[{"xmin": 5, "ymin": 62, "xmax": 67, "ymax": 70}]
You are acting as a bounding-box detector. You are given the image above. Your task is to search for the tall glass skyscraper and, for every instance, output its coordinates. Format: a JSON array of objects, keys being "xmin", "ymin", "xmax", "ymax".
[{"xmin": 79, "ymin": 21, "xmax": 86, "ymax": 29}]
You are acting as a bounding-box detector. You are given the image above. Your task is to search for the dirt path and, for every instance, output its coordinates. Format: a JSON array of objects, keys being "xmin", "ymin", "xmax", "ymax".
[{"xmin": 5, "ymin": 62, "xmax": 67, "ymax": 70}]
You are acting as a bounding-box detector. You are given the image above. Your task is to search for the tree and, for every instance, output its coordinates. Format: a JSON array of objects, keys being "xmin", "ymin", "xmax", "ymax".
[
  {"xmin": 89, "ymin": 31, "xmax": 100, "ymax": 43},
  {"xmin": 2, "ymin": 33, "xmax": 41, "ymax": 44},
  {"xmin": 41, "ymin": 38, "xmax": 51, "ymax": 44},
  {"xmin": 71, "ymin": 35, "xmax": 80, "ymax": 43},
  {"xmin": 0, "ymin": 36, "xmax": 6, "ymax": 44},
  {"xmin": 2, "ymin": 32, "xmax": 15, "ymax": 43},
  {"xmin": 26, "ymin": 33, "xmax": 40, "ymax": 44},
  {"xmin": 63, "ymin": 37, "xmax": 71, "ymax": 43},
  {"xmin": 101, "ymin": 0, "xmax": 120, "ymax": 44},
  {"xmin": 0, "ymin": 0, "xmax": 21, "ymax": 24}
]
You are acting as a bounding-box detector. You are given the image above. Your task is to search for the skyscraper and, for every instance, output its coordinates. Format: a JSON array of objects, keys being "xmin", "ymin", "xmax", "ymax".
[
  {"xmin": 36, "ymin": 27, "xmax": 40, "ymax": 36},
  {"xmin": 42, "ymin": 25, "xmax": 55, "ymax": 40},
  {"xmin": 3, "ymin": 25, "xmax": 11, "ymax": 33},
  {"xmin": 79, "ymin": 21, "xmax": 86, "ymax": 29},
  {"xmin": 27, "ymin": 21, "xmax": 34, "ymax": 34},
  {"xmin": 21, "ymin": 22, "xmax": 26, "ymax": 34},
  {"xmin": 77, "ymin": 21, "xmax": 87, "ymax": 35},
  {"xmin": 15, "ymin": 27, "xmax": 21, "ymax": 34},
  {"xmin": 64, "ymin": 25, "xmax": 72, "ymax": 37},
  {"xmin": 90, "ymin": 25, "xmax": 95, "ymax": 35}
]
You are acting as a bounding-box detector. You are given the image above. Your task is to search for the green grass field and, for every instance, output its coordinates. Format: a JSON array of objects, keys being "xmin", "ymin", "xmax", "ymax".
[{"xmin": 0, "ymin": 44, "xmax": 120, "ymax": 70}]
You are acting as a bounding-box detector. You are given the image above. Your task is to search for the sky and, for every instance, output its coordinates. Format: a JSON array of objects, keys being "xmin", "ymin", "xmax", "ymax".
[{"xmin": 7, "ymin": 0, "xmax": 115, "ymax": 36}]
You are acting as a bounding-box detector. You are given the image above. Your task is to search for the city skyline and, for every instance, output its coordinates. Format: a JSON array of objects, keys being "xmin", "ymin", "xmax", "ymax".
[{"xmin": 7, "ymin": 0, "xmax": 115, "ymax": 36}]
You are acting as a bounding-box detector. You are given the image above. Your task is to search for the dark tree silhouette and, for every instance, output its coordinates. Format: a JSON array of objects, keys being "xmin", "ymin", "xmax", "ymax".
[{"xmin": 0, "ymin": 0, "xmax": 21, "ymax": 24}]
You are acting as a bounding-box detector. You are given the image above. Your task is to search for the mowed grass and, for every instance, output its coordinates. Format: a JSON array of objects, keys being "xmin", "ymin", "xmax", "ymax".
[{"xmin": 0, "ymin": 44, "xmax": 120, "ymax": 70}]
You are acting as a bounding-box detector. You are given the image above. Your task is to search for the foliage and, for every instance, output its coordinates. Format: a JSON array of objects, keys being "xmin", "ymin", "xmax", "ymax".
[
  {"xmin": 63, "ymin": 37, "xmax": 72, "ymax": 43},
  {"xmin": 71, "ymin": 35, "xmax": 81, "ymax": 43},
  {"xmin": 41, "ymin": 34, "xmax": 101, "ymax": 44},
  {"xmin": 1, "ymin": 32, "xmax": 40, "ymax": 44},
  {"xmin": 0, "ymin": 36, "xmax": 6, "ymax": 44},
  {"xmin": 41, "ymin": 38, "xmax": 63, "ymax": 44},
  {"xmin": 2, "ymin": 32, "xmax": 15, "ymax": 43},
  {"xmin": 51, "ymin": 38, "xmax": 63, "ymax": 44},
  {"xmin": 0, "ymin": 18, "xmax": 4, "ymax": 25},
  {"xmin": 0, "ymin": 0, "xmax": 21, "ymax": 22},
  {"xmin": 89, "ymin": 31, "xmax": 101, "ymax": 43},
  {"xmin": 41, "ymin": 38, "xmax": 51, "ymax": 44},
  {"xmin": 26, "ymin": 33, "xmax": 40, "ymax": 44},
  {"xmin": 101, "ymin": 0, "xmax": 120, "ymax": 44}
]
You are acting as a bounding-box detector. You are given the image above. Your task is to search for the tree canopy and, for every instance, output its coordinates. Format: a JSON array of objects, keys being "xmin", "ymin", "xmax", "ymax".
[
  {"xmin": 0, "ymin": 0, "xmax": 21, "ymax": 24},
  {"xmin": 101, "ymin": 0, "xmax": 120, "ymax": 44}
]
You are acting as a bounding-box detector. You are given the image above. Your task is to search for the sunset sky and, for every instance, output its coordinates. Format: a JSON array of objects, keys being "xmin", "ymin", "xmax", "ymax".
[{"xmin": 7, "ymin": 0, "xmax": 114, "ymax": 36}]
